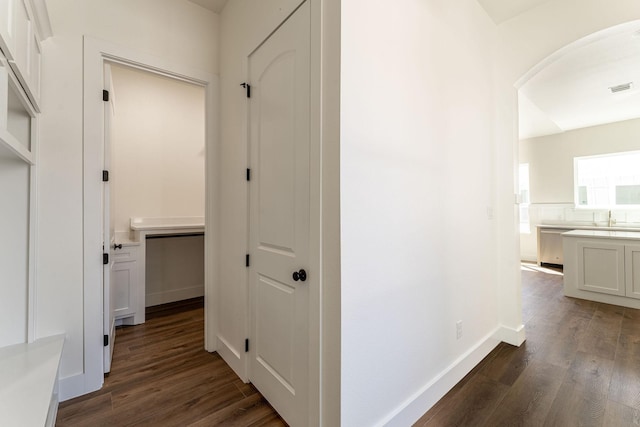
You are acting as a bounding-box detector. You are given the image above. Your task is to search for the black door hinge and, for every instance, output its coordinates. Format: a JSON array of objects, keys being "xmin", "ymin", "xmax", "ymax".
[
  {"xmin": 104, "ymin": 334, "xmax": 109, "ymax": 346},
  {"xmin": 103, "ymin": 253, "xmax": 109, "ymax": 265},
  {"xmin": 240, "ymin": 82, "xmax": 251, "ymax": 98},
  {"xmin": 103, "ymin": 90, "xmax": 109, "ymax": 102},
  {"xmin": 245, "ymin": 254, "xmax": 250, "ymax": 267},
  {"xmin": 246, "ymin": 168, "xmax": 251, "ymax": 181},
  {"xmin": 245, "ymin": 338, "xmax": 249, "ymax": 352},
  {"xmin": 102, "ymin": 170, "xmax": 109, "ymax": 182}
]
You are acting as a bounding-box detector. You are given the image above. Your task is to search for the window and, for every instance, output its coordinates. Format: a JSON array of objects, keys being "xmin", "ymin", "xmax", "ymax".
[
  {"xmin": 519, "ymin": 163, "xmax": 530, "ymax": 233},
  {"xmin": 575, "ymin": 151, "xmax": 640, "ymax": 208}
]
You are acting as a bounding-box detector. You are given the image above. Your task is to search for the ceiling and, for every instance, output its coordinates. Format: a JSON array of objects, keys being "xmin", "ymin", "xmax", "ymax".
[
  {"xmin": 188, "ymin": 0, "xmax": 228, "ymax": 14},
  {"xmin": 519, "ymin": 21, "xmax": 640, "ymax": 139},
  {"xmin": 477, "ymin": 0, "xmax": 551, "ymax": 24}
]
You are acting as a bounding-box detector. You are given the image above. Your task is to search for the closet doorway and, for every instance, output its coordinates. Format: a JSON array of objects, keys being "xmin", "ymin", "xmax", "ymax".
[
  {"xmin": 102, "ymin": 62, "xmax": 206, "ymax": 373},
  {"xmin": 83, "ymin": 37, "xmax": 219, "ymax": 391}
]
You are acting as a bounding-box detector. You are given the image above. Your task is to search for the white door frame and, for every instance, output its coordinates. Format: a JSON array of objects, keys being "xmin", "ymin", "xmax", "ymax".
[{"xmin": 81, "ymin": 36, "xmax": 219, "ymax": 396}]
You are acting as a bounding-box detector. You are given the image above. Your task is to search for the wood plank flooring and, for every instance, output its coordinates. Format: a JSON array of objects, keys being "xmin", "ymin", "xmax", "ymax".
[
  {"xmin": 56, "ymin": 298, "xmax": 286, "ymax": 427},
  {"xmin": 58, "ymin": 264, "xmax": 640, "ymax": 426},
  {"xmin": 415, "ymin": 263, "xmax": 640, "ymax": 427}
]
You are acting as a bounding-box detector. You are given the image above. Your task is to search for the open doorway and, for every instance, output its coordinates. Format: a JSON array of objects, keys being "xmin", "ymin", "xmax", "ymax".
[
  {"xmin": 516, "ymin": 20, "xmax": 640, "ymax": 266},
  {"xmin": 102, "ymin": 62, "xmax": 206, "ymax": 373},
  {"xmin": 83, "ymin": 37, "xmax": 219, "ymax": 394}
]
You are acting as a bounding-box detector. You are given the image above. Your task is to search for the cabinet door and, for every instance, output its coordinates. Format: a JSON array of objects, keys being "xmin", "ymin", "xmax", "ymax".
[
  {"xmin": 577, "ymin": 241, "xmax": 625, "ymax": 296},
  {"xmin": 11, "ymin": 0, "xmax": 28, "ymax": 77},
  {"xmin": 0, "ymin": 0, "xmax": 16, "ymax": 61},
  {"xmin": 112, "ymin": 247, "xmax": 138, "ymax": 319},
  {"xmin": 625, "ymin": 244, "xmax": 640, "ymax": 300},
  {"xmin": 4, "ymin": 0, "xmax": 40, "ymax": 109}
]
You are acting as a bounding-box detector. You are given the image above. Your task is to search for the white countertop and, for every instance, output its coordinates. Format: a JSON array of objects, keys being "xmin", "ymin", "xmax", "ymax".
[
  {"xmin": 562, "ymin": 229, "xmax": 640, "ymax": 241},
  {"xmin": 0, "ymin": 334, "xmax": 65, "ymax": 426},
  {"xmin": 537, "ymin": 224, "xmax": 640, "ymax": 232}
]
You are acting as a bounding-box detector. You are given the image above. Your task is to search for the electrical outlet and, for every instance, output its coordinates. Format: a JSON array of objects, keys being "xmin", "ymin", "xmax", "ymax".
[
  {"xmin": 486, "ymin": 207, "xmax": 493, "ymax": 220},
  {"xmin": 456, "ymin": 320, "xmax": 463, "ymax": 340}
]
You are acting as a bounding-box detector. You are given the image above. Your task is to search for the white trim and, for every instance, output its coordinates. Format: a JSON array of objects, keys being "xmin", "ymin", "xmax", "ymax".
[
  {"xmin": 58, "ymin": 372, "xmax": 87, "ymax": 401},
  {"xmin": 309, "ymin": 0, "xmax": 322, "ymax": 424},
  {"xmin": 82, "ymin": 36, "xmax": 219, "ymax": 397},
  {"xmin": 515, "ymin": 19, "xmax": 640, "ymax": 89},
  {"xmin": 27, "ymin": 0, "xmax": 53, "ymax": 40},
  {"xmin": 378, "ymin": 328, "xmax": 502, "ymax": 427},
  {"xmin": 496, "ymin": 323, "xmax": 526, "ymax": 346}
]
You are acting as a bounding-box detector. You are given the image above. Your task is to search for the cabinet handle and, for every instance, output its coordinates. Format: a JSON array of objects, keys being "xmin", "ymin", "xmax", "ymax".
[{"xmin": 113, "ymin": 244, "xmax": 123, "ymax": 250}]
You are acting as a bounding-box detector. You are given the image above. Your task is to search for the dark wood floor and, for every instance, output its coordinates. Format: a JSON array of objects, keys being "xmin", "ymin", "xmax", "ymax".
[
  {"xmin": 56, "ymin": 298, "xmax": 286, "ymax": 427},
  {"xmin": 415, "ymin": 263, "xmax": 640, "ymax": 426},
  {"xmin": 58, "ymin": 265, "xmax": 640, "ymax": 426}
]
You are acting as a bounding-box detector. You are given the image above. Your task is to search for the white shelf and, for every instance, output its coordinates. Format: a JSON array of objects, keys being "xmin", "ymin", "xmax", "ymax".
[{"xmin": 130, "ymin": 216, "xmax": 205, "ymax": 233}]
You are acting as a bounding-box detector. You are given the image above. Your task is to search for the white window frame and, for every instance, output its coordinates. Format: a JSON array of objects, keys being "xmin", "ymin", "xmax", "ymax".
[{"xmin": 574, "ymin": 150, "xmax": 640, "ymax": 209}]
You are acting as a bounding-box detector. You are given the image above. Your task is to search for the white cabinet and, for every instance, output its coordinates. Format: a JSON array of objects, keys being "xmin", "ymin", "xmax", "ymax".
[
  {"xmin": 0, "ymin": 54, "xmax": 36, "ymax": 348},
  {"xmin": 564, "ymin": 231, "xmax": 640, "ymax": 309},
  {"xmin": 625, "ymin": 244, "xmax": 640, "ymax": 300},
  {"xmin": 0, "ymin": 0, "xmax": 17, "ymax": 62},
  {"xmin": 0, "ymin": 0, "xmax": 41, "ymax": 109},
  {"xmin": 576, "ymin": 241, "xmax": 625, "ymax": 296},
  {"xmin": 112, "ymin": 244, "xmax": 140, "ymax": 323}
]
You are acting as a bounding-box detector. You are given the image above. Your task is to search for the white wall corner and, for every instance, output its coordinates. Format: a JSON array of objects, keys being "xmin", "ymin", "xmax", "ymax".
[
  {"xmin": 378, "ymin": 328, "xmax": 502, "ymax": 427},
  {"xmin": 495, "ymin": 323, "xmax": 526, "ymax": 347}
]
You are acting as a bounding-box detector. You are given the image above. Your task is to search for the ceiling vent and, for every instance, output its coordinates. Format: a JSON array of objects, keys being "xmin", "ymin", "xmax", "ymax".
[{"xmin": 610, "ymin": 82, "xmax": 633, "ymax": 93}]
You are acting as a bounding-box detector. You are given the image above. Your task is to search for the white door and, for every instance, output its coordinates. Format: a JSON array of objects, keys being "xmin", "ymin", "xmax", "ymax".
[
  {"xmin": 248, "ymin": 2, "xmax": 311, "ymax": 425},
  {"xmin": 103, "ymin": 63, "xmax": 116, "ymax": 373}
]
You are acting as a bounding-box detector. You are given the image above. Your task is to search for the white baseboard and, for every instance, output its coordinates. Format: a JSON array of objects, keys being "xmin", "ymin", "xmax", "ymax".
[
  {"xmin": 520, "ymin": 255, "xmax": 537, "ymax": 263},
  {"xmin": 496, "ymin": 324, "xmax": 526, "ymax": 346},
  {"xmin": 378, "ymin": 327, "xmax": 502, "ymax": 427},
  {"xmin": 58, "ymin": 373, "xmax": 101, "ymax": 402},
  {"xmin": 145, "ymin": 285, "xmax": 204, "ymax": 307}
]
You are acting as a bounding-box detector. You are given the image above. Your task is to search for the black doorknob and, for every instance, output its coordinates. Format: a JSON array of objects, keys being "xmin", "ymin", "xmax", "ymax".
[{"xmin": 292, "ymin": 269, "xmax": 307, "ymax": 282}]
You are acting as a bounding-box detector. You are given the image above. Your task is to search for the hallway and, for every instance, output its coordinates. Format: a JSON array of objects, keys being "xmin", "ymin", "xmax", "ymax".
[
  {"xmin": 56, "ymin": 298, "xmax": 286, "ymax": 426},
  {"xmin": 415, "ymin": 263, "xmax": 640, "ymax": 426}
]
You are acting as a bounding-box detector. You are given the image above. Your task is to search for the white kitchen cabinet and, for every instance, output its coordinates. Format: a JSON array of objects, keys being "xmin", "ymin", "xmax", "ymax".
[
  {"xmin": 625, "ymin": 244, "xmax": 640, "ymax": 300},
  {"xmin": 112, "ymin": 244, "xmax": 140, "ymax": 323},
  {"xmin": 564, "ymin": 230, "xmax": 640, "ymax": 309},
  {"xmin": 576, "ymin": 240, "xmax": 625, "ymax": 296}
]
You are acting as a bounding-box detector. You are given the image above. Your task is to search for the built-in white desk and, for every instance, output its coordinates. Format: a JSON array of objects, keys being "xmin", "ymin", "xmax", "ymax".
[{"xmin": 115, "ymin": 217, "xmax": 204, "ymax": 324}]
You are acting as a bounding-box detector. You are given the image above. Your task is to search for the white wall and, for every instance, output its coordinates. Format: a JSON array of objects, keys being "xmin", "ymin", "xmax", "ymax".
[
  {"xmin": 146, "ymin": 235, "xmax": 204, "ymax": 306},
  {"xmin": 36, "ymin": 0, "xmax": 218, "ymax": 391},
  {"xmin": 521, "ymin": 118, "xmax": 640, "ymax": 204},
  {"xmin": 340, "ymin": 1, "xmax": 501, "ymax": 425},
  {"xmin": 519, "ymin": 117, "xmax": 640, "ymax": 260},
  {"xmin": 110, "ymin": 64, "xmax": 205, "ymax": 233}
]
